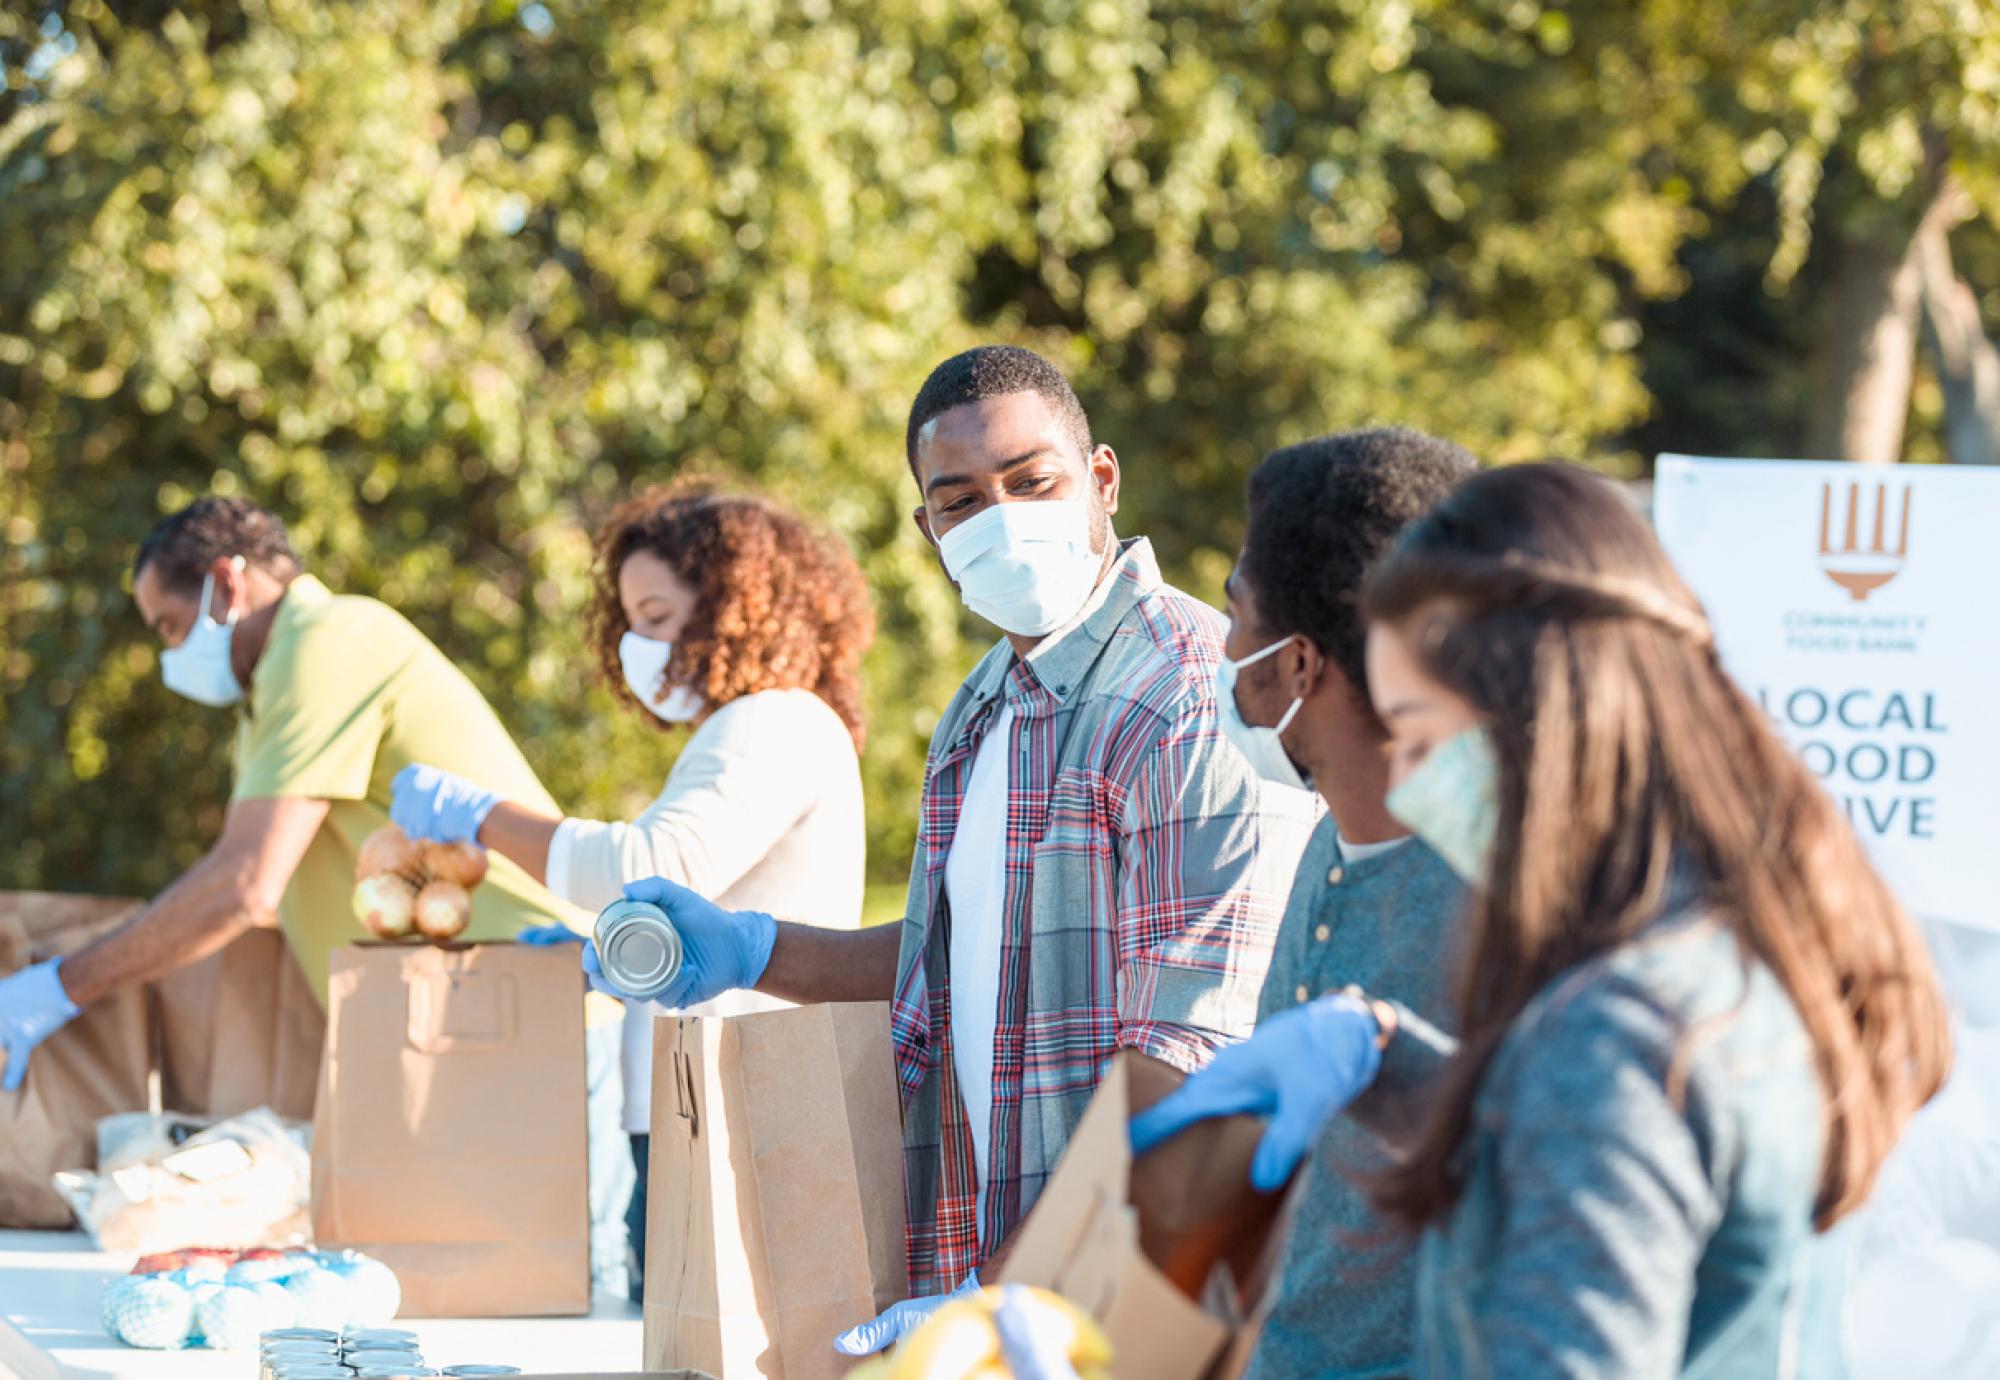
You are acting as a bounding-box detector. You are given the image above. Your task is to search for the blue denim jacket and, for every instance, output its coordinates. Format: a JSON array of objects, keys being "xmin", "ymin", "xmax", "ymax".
[{"xmin": 1365, "ymin": 911, "xmax": 1844, "ymax": 1379}]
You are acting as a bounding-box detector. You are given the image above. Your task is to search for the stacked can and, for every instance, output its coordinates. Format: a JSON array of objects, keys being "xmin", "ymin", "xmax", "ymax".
[
  {"xmin": 261, "ymin": 1327, "xmax": 526, "ymax": 1378},
  {"xmin": 259, "ymin": 1326, "xmax": 348, "ymax": 1380},
  {"xmin": 344, "ymin": 1324, "xmax": 433, "ymax": 1376}
]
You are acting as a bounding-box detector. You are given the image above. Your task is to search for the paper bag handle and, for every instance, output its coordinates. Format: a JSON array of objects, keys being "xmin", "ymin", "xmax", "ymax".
[
  {"xmin": 673, "ymin": 1046, "xmax": 699, "ymax": 1135},
  {"xmin": 406, "ymin": 970, "xmax": 518, "ymax": 1053}
]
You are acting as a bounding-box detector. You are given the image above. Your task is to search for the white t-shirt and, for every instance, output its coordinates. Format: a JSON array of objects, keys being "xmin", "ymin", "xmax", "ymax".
[
  {"xmin": 1334, "ymin": 831, "xmax": 1409, "ymax": 865},
  {"xmin": 945, "ymin": 703, "xmax": 1013, "ymax": 1247},
  {"xmin": 546, "ymin": 688, "xmax": 866, "ymax": 1133}
]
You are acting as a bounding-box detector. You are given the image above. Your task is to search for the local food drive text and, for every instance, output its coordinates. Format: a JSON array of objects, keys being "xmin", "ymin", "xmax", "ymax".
[{"xmin": 1759, "ymin": 687, "xmax": 1945, "ymax": 839}]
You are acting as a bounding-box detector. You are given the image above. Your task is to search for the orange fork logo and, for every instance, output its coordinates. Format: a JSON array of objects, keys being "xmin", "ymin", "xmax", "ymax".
[{"xmin": 1818, "ymin": 480, "xmax": 1911, "ymax": 602}]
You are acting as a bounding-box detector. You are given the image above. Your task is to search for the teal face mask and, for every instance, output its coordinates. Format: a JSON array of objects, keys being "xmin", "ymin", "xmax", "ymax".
[{"xmin": 1385, "ymin": 727, "xmax": 1500, "ymax": 886}]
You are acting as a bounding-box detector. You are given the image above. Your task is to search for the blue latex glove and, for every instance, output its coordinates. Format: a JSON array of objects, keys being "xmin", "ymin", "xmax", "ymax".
[
  {"xmin": 1128, "ymin": 991, "xmax": 1384, "ymax": 1191},
  {"xmin": 994, "ymin": 1283, "xmax": 1083, "ymax": 1380},
  {"xmin": 516, "ymin": 924, "xmax": 585, "ymax": 946},
  {"xmin": 0, "ymin": 958, "xmax": 83, "ymax": 1093},
  {"xmin": 585, "ymin": 877, "xmax": 777, "ymax": 1008},
  {"xmin": 833, "ymin": 1271, "xmax": 981, "ymax": 1357},
  {"xmin": 389, "ymin": 763, "xmax": 500, "ymax": 844}
]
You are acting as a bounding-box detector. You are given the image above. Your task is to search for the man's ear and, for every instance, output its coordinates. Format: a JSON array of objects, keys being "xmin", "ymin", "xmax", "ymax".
[
  {"xmin": 912, "ymin": 505, "xmax": 937, "ymax": 550},
  {"xmin": 209, "ymin": 554, "xmax": 247, "ymax": 618},
  {"xmin": 1089, "ymin": 444, "xmax": 1120, "ymax": 516},
  {"xmin": 1284, "ymin": 635, "xmax": 1329, "ymax": 702}
]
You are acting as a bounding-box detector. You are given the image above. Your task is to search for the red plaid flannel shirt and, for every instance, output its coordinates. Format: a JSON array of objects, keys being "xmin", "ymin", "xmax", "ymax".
[{"xmin": 889, "ymin": 540, "xmax": 1318, "ymax": 1293}]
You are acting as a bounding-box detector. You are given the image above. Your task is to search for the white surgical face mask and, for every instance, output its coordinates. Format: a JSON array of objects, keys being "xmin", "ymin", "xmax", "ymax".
[
  {"xmin": 936, "ymin": 498, "xmax": 1102, "ymax": 637},
  {"xmin": 160, "ymin": 569, "xmax": 245, "ymax": 708},
  {"xmin": 619, "ymin": 630, "xmax": 704, "ymax": 723},
  {"xmin": 1215, "ymin": 636, "xmax": 1308, "ymax": 791}
]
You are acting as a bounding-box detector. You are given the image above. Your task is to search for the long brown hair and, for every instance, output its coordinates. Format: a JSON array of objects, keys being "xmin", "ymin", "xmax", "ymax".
[
  {"xmin": 1361, "ymin": 462, "xmax": 1949, "ymax": 1231},
  {"xmin": 587, "ymin": 479, "xmax": 874, "ymax": 751}
]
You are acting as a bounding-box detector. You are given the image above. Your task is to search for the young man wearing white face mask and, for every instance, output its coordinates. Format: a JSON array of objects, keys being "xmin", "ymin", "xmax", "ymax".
[
  {"xmin": 391, "ymin": 481, "xmax": 876, "ymax": 1301},
  {"xmin": 574, "ymin": 346, "xmax": 1318, "ymax": 1353},
  {"xmin": 1134, "ymin": 429, "xmax": 1475, "ymax": 1380},
  {"xmin": 0, "ymin": 496, "xmax": 581, "ymax": 1043}
]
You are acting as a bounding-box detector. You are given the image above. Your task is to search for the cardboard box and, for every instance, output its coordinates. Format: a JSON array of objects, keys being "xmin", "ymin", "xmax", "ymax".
[{"xmin": 998, "ymin": 1053, "xmax": 1299, "ymax": 1380}]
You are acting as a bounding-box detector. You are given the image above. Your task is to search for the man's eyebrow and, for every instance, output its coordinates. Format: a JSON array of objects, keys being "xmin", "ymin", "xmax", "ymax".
[
  {"xmin": 1378, "ymin": 699, "xmax": 1424, "ymax": 721},
  {"xmin": 923, "ymin": 448, "xmax": 1051, "ymax": 498}
]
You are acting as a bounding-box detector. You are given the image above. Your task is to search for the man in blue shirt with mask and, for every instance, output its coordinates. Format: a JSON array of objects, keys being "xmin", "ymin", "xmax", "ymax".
[{"xmin": 1174, "ymin": 428, "xmax": 1474, "ymax": 1378}]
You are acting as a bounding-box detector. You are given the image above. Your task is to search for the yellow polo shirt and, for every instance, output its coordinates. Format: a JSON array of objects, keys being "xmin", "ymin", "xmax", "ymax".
[{"xmin": 231, "ymin": 575, "xmax": 587, "ymax": 1004}]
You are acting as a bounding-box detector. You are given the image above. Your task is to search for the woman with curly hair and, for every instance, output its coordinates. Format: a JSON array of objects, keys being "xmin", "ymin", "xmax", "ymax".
[{"xmin": 391, "ymin": 479, "xmax": 874, "ymax": 1297}]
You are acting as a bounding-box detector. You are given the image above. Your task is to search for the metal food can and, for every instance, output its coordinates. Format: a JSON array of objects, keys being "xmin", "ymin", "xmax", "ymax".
[
  {"xmin": 442, "ymin": 1368, "xmax": 523, "ymax": 1376},
  {"xmin": 345, "ymin": 1340, "xmax": 424, "ymax": 1356},
  {"xmin": 265, "ymin": 1328, "xmax": 343, "ymax": 1344},
  {"xmin": 269, "ymin": 1367, "xmax": 358, "ymax": 1380},
  {"xmin": 344, "ymin": 1350, "xmax": 426, "ymax": 1367},
  {"xmin": 594, "ymin": 897, "xmax": 683, "ymax": 995},
  {"xmin": 343, "ymin": 1328, "xmax": 421, "ymax": 1345},
  {"xmin": 261, "ymin": 1348, "xmax": 345, "ymax": 1379},
  {"xmin": 349, "ymin": 1368, "xmax": 438, "ymax": 1378}
]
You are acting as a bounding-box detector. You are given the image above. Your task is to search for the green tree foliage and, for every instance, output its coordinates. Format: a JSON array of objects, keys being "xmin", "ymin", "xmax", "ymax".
[{"xmin": 4, "ymin": 0, "xmax": 1996, "ymax": 901}]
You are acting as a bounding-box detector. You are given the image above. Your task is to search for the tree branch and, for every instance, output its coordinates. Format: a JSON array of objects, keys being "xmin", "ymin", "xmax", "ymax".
[{"xmin": 1916, "ymin": 181, "xmax": 2000, "ymax": 467}]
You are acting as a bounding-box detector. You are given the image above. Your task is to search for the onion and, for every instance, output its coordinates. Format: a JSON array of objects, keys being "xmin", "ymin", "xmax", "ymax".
[
  {"xmin": 352, "ymin": 874, "xmax": 419, "ymax": 940},
  {"xmin": 420, "ymin": 839, "xmax": 489, "ymax": 889},
  {"xmin": 355, "ymin": 825, "xmax": 424, "ymax": 882},
  {"xmin": 413, "ymin": 880, "xmax": 472, "ymax": 943}
]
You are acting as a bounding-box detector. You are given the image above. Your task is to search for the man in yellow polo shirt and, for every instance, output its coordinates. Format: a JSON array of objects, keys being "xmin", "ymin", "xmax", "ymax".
[{"xmin": 0, "ymin": 495, "xmax": 632, "ymax": 1293}]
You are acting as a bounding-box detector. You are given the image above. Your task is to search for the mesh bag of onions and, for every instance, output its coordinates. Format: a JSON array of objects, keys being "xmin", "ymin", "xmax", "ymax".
[{"xmin": 350, "ymin": 825, "xmax": 487, "ymax": 944}]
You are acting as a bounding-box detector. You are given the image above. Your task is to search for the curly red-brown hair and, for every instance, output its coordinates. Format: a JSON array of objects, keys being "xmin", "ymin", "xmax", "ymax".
[{"xmin": 588, "ymin": 480, "xmax": 874, "ymax": 751}]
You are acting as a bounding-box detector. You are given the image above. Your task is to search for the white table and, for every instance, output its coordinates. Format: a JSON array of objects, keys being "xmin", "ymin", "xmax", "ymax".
[{"xmin": 0, "ymin": 1232, "xmax": 644, "ymax": 1380}]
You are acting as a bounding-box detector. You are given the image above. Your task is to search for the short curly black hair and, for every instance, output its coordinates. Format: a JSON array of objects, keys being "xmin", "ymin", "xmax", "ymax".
[
  {"xmin": 1240, "ymin": 428, "xmax": 1476, "ymax": 701},
  {"xmin": 134, "ymin": 496, "xmax": 301, "ymax": 597},
  {"xmin": 905, "ymin": 345, "xmax": 1093, "ymax": 472}
]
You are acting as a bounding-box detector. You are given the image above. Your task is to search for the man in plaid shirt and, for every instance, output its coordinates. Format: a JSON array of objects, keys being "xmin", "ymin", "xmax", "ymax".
[{"xmin": 584, "ymin": 346, "xmax": 1316, "ymax": 1350}]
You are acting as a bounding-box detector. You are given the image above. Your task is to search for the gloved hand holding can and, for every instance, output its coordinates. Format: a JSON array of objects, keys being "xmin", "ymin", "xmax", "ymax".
[{"xmin": 583, "ymin": 877, "xmax": 776, "ymax": 1009}]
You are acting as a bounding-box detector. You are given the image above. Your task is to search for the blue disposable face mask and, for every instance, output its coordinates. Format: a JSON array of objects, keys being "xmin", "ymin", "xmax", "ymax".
[
  {"xmin": 1385, "ymin": 726, "xmax": 1501, "ymax": 886},
  {"xmin": 1214, "ymin": 636, "xmax": 1309, "ymax": 792},
  {"xmin": 160, "ymin": 568, "xmax": 245, "ymax": 708},
  {"xmin": 619, "ymin": 631, "xmax": 705, "ymax": 723},
  {"xmin": 936, "ymin": 498, "xmax": 1102, "ymax": 637}
]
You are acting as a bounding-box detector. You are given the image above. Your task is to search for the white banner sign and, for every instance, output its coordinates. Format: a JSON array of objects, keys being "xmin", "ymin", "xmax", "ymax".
[{"xmin": 1654, "ymin": 456, "xmax": 2000, "ymax": 931}]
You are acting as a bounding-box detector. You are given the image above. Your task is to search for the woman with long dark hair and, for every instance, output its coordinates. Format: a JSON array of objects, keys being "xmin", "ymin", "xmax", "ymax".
[{"xmin": 1136, "ymin": 462, "xmax": 1950, "ymax": 1374}]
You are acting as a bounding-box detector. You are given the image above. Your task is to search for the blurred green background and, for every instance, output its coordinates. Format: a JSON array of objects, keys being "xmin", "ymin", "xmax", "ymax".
[{"xmin": 4, "ymin": 0, "xmax": 1996, "ymax": 911}]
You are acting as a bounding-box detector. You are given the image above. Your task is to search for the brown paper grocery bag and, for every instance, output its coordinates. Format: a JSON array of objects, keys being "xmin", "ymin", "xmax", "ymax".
[
  {"xmin": 0, "ymin": 892, "xmax": 152, "ymax": 1228},
  {"xmin": 999, "ymin": 1053, "xmax": 1300, "ymax": 1380},
  {"xmin": 643, "ymin": 1003, "xmax": 907, "ymax": 1379},
  {"xmin": 311, "ymin": 942, "xmax": 590, "ymax": 1316},
  {"xmin": 152, "ymin": 927, "xmax": 325, "ymax": 1121}
]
